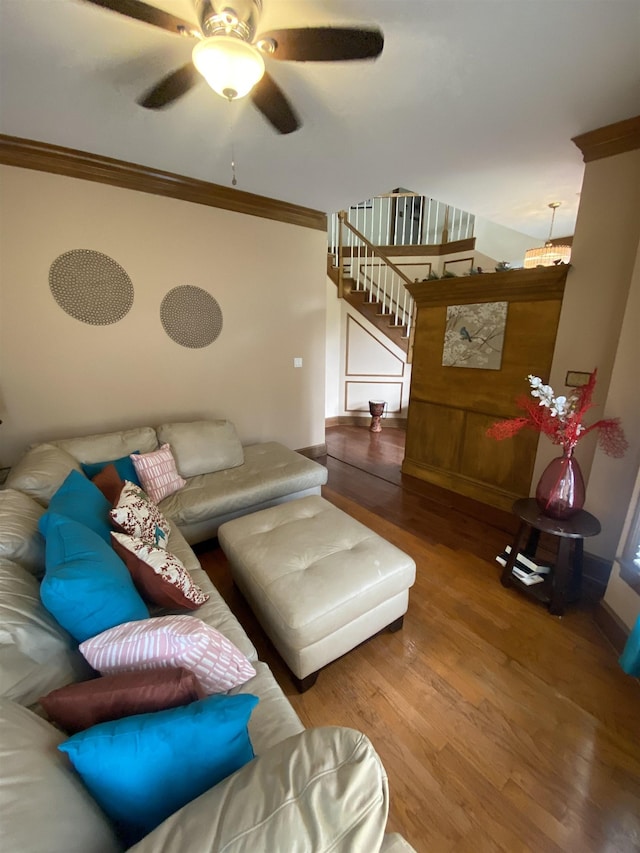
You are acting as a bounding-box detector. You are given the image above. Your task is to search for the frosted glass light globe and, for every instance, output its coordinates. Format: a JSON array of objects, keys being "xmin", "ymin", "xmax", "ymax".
[{"xmin": 192, "ymin": 36, "xmax": 265, "ymax": 100}]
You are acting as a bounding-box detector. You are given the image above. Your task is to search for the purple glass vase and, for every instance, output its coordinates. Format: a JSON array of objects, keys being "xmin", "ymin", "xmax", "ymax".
[{"xmin": 535, "ymin": 448, "xmax": 585, "ymax": 519}]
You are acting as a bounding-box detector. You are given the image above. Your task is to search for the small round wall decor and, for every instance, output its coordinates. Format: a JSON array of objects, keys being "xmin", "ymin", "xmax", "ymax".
[
  {"xmin": 160, "ymin": 285, "xmax": 223, "ymax": 349},
  {"xmin": 49, "ymin": 249, "xmax": 134, "ymax": 325}
]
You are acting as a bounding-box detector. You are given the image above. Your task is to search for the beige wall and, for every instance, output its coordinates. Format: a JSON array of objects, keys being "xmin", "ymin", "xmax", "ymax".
[
  {"xmin": 605, "ymin": 464, "xmax": 640, "ymax": 631},
  {"xmin": 325, "ymin": 279, "xmax": 342, "ymax": 419},
  {"xmin": 474, "ymin": 216, "xmax": 538, "ymax": 268},
  {"xmin": 532, "ymin": 147, "xmax": 640, "ymax": 564},
  {"xmin": 0, "ymin": 166, "xmax": 328, "ymax": 466},
  {"xmin": 588, "ymin": 235, "xmax": 640, "ymax": 559},
  {"xmin": 599, "ymin": 237, "xmax": 640, "ymax": 629}
]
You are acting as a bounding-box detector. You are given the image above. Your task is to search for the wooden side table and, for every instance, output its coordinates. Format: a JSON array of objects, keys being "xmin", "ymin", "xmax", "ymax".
[{"xmin": 501, "ymin": 498, "xmax": 601, "ymax": 616}]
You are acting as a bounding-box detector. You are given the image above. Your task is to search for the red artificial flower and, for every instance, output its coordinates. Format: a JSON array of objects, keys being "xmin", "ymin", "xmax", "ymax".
[{"xmin": 487, "ymin": 369, "xmax": 628, "ymax": 457}]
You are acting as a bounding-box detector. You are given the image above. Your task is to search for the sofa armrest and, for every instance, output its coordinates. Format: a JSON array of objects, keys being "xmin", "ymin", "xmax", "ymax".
[
  {"xmin": 128, "ymin": 726, "xmax": 389, "ymax": 853},
  {"xmin": 5, "ymin": 444, "xmax": 82, "ymax": 505}
]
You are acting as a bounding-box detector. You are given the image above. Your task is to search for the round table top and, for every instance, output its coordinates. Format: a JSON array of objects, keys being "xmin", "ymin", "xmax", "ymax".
[{"xmin": 512, "ymin": 498, "xmax": 601, "ymax": 539}]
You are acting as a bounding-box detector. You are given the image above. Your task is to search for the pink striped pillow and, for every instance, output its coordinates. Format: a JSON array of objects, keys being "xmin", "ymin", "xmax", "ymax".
[
  {"xmin": 79, "ymin": 615, "xmax": 256, "ymax": 694},
  {"xmin": 131, "ymin": 444, "xmax": 186, "ymax": 504}
]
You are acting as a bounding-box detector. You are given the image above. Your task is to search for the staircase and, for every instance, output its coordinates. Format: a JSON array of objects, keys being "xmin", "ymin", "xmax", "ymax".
[
  {"xmin": 326, "ymin": 253, "xmax": 411, "ymax": 355},
  {"xmin": 327, "ymin": 196, "xmax": 476, "ymax": 360},
  {"xmin": 327, "ymin": 212, "xmax": 415, "ymax": 357}
]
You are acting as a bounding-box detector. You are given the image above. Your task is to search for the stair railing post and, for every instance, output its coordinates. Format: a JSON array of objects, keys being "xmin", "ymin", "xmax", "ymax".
[
  {"xmin": 442, "ymin": 205, "xmax": 450, "ymax": 245},
  {"xmin": 337, "ymin": 210, "xmax": 346, "ymax": 299}
]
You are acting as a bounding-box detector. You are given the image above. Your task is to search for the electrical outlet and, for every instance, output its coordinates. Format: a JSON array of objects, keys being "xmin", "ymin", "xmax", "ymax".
[{"xmin": 293, "ymin": 357, "xmax": 303, "ymax": 368}]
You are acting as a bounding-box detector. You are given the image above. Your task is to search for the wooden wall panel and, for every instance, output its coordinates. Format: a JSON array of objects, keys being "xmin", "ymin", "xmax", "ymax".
[
  {"xmin": 405, "ymin": 401, "xmax": 464, "ymax": 471},
  {"xmin": 402, "ymin": 266, "xmax": 569, "ymax": 511},
  {"xmin": 410, "ymin": 299, "xmax": 563, "ymax": 417},
  {"xmin": 461, "ymin": 411, "xmax": 539, "ymax": 494}
]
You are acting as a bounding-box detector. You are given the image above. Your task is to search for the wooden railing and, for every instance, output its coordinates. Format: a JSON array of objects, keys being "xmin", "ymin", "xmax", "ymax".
[
  {"xmin": 336, "ymin": 213, "xmax": 415, "ymax": 340},
  {"xmin": 329, "ymin": 196, "xmax": 476, "ymax": 359},
  {"xmin": 328, "ymin": 193, "xmax": 475, "ymax": 256}
]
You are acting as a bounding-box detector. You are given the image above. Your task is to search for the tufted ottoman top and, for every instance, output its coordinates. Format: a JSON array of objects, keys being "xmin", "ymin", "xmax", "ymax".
[{"xmin": 218, "ymin": 496, "xmax": 416, "ymax": 648}]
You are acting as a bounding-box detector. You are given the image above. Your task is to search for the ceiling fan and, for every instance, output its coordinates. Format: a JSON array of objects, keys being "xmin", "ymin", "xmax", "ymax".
[{"xmin": 80, "ymin": 0, "xmax": 384, "ymax": 134}]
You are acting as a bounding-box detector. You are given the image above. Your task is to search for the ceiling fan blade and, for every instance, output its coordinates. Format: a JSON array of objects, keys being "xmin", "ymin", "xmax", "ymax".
[
  {"xmin": 256, "ymin": 27, "xmax": 384, "ymax": 62},
  {"xmin": 138, "ymin": 64, "xmax": 200, "ymax": 109},
  {"xmin": 250, "ymin": 72, "xmax": 300, "ymax": 135},
  {"xmin": 81, "ymin": 0, "xmax": 197, "ymax": 36}
]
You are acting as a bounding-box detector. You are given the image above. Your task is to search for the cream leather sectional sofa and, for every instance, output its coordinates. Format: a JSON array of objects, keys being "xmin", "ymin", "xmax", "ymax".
[
  {"xmin": 6, "ymin": 419, "xmax": 329, "ymax": 544},
  {"xmin": 0, "ymin": 420, "xmax": 417, "ymax": 852}
]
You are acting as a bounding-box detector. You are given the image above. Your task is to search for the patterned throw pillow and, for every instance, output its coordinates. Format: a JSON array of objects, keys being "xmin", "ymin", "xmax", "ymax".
[
  {"xmin": 130, "ymin": 444, "xmax": 186, "ymax": 504},
  {"xmin": 111, "ymin": 532, "xmax": 209, "ymax": 610},
  {"xmin": 109, "ymin": 482, "xmax": 171, "ymax": 549},
  {"xmin": 79, "ymin": 615, "xmax": 256, "ymax": 694}
]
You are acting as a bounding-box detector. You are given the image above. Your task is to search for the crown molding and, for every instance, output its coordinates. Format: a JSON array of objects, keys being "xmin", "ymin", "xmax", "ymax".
[
  {"xmin": 572, "ymin": 115, "xmax": 640, "ymax": 163},
  {"xmin": 0, "ymin": 134, "xmax": 327, "ymax": 232}
]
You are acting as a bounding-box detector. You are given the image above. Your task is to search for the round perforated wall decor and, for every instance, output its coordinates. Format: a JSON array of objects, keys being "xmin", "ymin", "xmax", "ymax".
[
  {"xmin": 160, "ymin": 285, "xmax": 223, "ymax": 348},
  {"xmin": 49, "ymin": 249, "xmax": 134, "ymax": 325}
]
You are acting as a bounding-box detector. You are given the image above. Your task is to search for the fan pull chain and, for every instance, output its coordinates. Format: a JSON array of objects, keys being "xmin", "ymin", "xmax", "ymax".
[{"xmin": 228, "ymin": 100, "xmax": 237, "ymax": 187}]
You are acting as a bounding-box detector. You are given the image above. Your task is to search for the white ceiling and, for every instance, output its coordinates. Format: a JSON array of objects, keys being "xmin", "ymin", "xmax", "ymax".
[{"xmin": 1, "ymin": 0, "xmax": 639, "ymax": 239}]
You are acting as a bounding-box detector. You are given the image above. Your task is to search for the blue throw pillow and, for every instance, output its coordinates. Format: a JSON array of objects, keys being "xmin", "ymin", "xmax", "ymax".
[
  {"xmin": 41, "ymin": 469, "xmax": 113, "ymax": 543},
  {"xmin": 59, "ymin": 693, "xmax": 259, "ymax": 846},
  {"xmin": 40, "ymin": 513, "xmax": 148, "ymax": 642},
  {"xmin": 81, "ymin": 452, "xmax": 141, "ymax": 487}
]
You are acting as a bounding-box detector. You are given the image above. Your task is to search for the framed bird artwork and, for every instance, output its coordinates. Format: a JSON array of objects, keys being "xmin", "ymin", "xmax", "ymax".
[{"xmin": 442, "ymin": 301, "xmax": 508, "ymax": 369}]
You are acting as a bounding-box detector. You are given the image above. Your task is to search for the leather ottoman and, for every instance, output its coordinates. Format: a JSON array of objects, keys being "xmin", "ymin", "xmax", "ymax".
[{"xmin": 218, "ymin": 496, "xmax": 416, "ymax": 691}]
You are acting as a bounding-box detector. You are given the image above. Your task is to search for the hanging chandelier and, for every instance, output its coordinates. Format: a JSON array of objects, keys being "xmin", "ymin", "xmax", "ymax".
[{"xmin": 523, "ymin": 202, "xmax": 572, "ymax": 269}]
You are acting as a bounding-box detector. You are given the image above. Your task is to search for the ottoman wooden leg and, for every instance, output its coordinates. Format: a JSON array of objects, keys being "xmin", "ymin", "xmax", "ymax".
[
  {"xmin": 293, "ymin": 671, "xmax": 319, "ymax": 693},
  {"xmin": 387, "ymin": 615, "xmax": 404, "ymax": 633}
]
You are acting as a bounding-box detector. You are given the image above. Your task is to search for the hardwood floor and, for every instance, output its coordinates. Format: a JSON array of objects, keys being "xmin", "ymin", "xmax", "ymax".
[
  {"xmin": 324, "ymin": 424, "xmax": 521, "ymax": 564},
  {"xmin": 198, "ymin": 426, "xmax": 640, "ymax": 853}
]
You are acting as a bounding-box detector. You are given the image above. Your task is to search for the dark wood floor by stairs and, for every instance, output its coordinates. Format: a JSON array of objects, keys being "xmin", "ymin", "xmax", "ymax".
[{"xmin": 198, "ymin": 425, "xmax": 640, "ymax": 853}]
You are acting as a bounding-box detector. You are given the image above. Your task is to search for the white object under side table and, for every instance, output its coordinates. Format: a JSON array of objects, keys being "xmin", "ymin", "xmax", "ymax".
[{"xmin": 218, "ymin": 495, "xmax": 416, "ymax": 692}]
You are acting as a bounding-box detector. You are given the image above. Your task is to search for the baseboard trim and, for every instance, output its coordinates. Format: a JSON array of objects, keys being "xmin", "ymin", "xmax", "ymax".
[
  {"xmin": 296, "ymin": 443, "xmax": 327, "ymax": 459},
  {"xmin": 594, "ymin": 600, "xmax": 630, "ymax": 655},
  {"xmin": 326, "ymin": 416, "xmax": 407, "ymax": 429},
  {"xmin": 582, "ymin": 551, "xmax": 613, "ymax": 600}
]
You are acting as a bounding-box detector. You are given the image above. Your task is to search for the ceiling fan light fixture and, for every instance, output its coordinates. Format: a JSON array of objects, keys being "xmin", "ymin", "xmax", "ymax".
[
  {"xmin": 523, "ymin": 202, "xmax": 572, "ymax": 269},
  {"xmin": 192, "ymin": 36, "xmax": 265, "ymax": 100}
]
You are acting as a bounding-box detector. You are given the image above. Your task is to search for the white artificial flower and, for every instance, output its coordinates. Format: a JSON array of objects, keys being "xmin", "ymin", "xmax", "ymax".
[
  {"xmin": 553, "ymin": 395, "xmax": 569, "ymax": 418},
  {"xmin": 526, "ymin": 376, "xmax": 579, "ymax": 424}
]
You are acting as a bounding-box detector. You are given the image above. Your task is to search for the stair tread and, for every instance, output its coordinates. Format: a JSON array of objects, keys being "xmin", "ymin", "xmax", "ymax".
[{"xmin": 329, "ymin": 263, "xmax": 410, "ymax": 355}]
